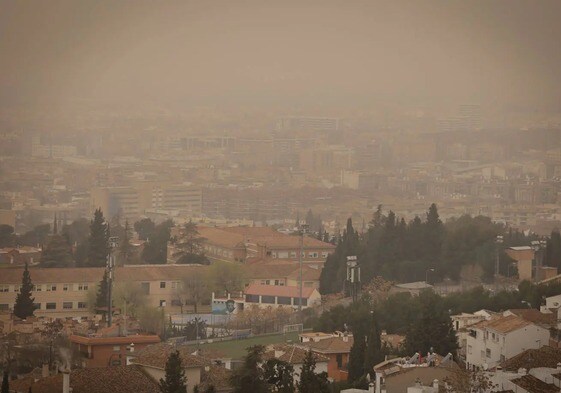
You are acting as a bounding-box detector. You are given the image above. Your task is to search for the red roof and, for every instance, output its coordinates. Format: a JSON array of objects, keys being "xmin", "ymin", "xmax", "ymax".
[
  {"xmin": 245, "ymin": 283, "xmax": 317, "ymax": 298},
  {"xmin": 69, "ymin": 334, "xmax": 160, "ymax": 346}
]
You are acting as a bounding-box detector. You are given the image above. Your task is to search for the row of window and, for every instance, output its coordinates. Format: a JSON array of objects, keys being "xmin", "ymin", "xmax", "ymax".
[
  {"xmin": 259, "ymin": 279, "xmax": 314, "ymax": 288},
  {"xmin": 0, "ymin": 302, "xmax": 87, "ymax": 311},
  {"xmin": 0, "ymin": 283, "xmax": 90, "ymax": 293},
  {"xmin": 245, "ymin": 294, "xmax": 308, "ymax": 306}
]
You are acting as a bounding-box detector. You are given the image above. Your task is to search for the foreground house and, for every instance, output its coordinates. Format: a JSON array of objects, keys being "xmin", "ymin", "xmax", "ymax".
[
  {"xmin": 465, "ymin": 314, "xmax": 550, "ymax": 370},
  {"xmin": 128, "ymin": 343, "xmax": 211, "ymax": 393},
  {"xmin": 263, "ymin": 344, "xmax": 329, "ymax": 381},
  {"xmin": 9, "ymin": 365, "xmax": 159, "ymax": 393},
  {"xmin": 298, "ymin": 334, "xmax": 353, "ymax": 381}
]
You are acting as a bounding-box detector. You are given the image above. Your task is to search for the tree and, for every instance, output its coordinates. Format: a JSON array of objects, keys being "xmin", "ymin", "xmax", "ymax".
[
  {"xmin": 1, "ymin": 371, "xmax": 8, "ymax": 393},
  {"xmin": 13, "ymin": 263, "xmax": 35, "ymax": 319},
  {"xmin": 0, "ymin": 224, "xmax": 16, "ymax": 248},
  {"xmin": 95, "ymin": 270, "xmax": 109, "ymax": 312},
  {"xmin": 230, "ymin": 345, "xmax": 269, "ymax": 393},
  {"xmin": 297, "ymin": 350, "xmax": 330, "ymax": 393},
  {"xmin": 263, "ymin": 358, "xmax": 295, "ymax": 393},
  {"xmin": 172, "ymin": 221, "xmax": 207, "ymax": 264},
  {"xmin": 142, "ymin": 220, "xmax": 173, "ymax": 264},
  {"xmin": 119, "ymin": 220, "xmax": 133, "ymax": 265},
  {"xmin": 159, "ymin": 350, "xmax": 187, "ymax": 393},
  {"xmin": 364, "ymin": 311, "xmax": 383, "ymax": 380},
  {"xmin": 208, "ymin": 261, "xmax": 246, "ymax": 296},
  {"xmin": 180, "ymin": 271, "xmax": 211, "ymax": 313},
  {"xmin": 113, "ymin": 279, "xmax": 146, "ymax": 317},
  {"xmin": 404, "ymin": 290, "xmax": 458, "ymax": 357},
  {"xmin": 86, "ymin": 209, "xmax": 109, "ymax": 267},
  {"xmin": 40, "ymin": 235, "xmax": 73, "ymax": 268},
  {"xmin": 134, "ymin": 218, "xmax": 156, "ymax": 241},
  {"xmin": 19, "ymin": 224, "xmax": 51, "ymax": 247}
]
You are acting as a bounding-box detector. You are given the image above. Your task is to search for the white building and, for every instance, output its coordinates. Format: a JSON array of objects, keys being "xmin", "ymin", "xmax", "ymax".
[
  {"xmin": 451, "ymin": 310, "xmax": 496, "ymax": 363},
  {"xmin": 465, "ymin": 314, "xmax": 550, "ymax": 370}
]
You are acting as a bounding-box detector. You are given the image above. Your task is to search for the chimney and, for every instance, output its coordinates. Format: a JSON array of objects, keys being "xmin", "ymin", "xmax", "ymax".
[
  {"xmin": 432, "ymin": 379, "xmax": 439, "ymax": 390},
  {"xmin": 42, "ymin": 363, "xmax": 49, "ymax": 378},
  {"xmin": 342, "ymin": 333, "xmax": 349, "ymax": 342},
  {"xmin": 369, "ymin": 381, "xmax": 375, "ymax": 393},
  {"xmin": 557, "ymin": 362, "xmax": 561, "ymax": 371},
  {"xmin": 62, "ymin": 369, "xmax": 70, "ymax": 393},
  {"xmin": 375, "ymin": 373, "xmax": 382, "ymax": 393}
]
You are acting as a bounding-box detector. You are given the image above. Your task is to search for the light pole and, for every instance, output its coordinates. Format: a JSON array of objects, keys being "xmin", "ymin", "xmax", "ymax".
[
  {"xmin": 107, "ymin": 236, "xmax": 119, "ymax": 328},
  {"xmin": 346, "ymin": 256, "xmax": 360, "ymax": 302},
  {"xmin": 531, "ymin": 239, "xmax": 547, "ymax": 282},
  {"xmin": 425, "ymin": 268, "xmax": 435, "ymax": 285},
  {"xmin": 298, "ymin": 224, "xmax": 309, "ymax": 316}
]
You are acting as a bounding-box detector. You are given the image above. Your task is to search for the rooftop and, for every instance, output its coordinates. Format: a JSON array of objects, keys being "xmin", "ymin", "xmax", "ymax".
[
  {"xmin": 300, "ymin": 336, "xmax": 354, "ymax": 354},
  {"xmin": 263, "ymin": 344, "xmax": 329, "ymax": 364},
  {"xmin": 511, "ymin": 374, "xmax": 559, "ymax": 393},
  {"xmin": 472, "ymin": 314, "xmax": 531, "ymax": 334},
  {"xmin": 131, "ymin": 342, "xmax": 210, "ymax": 369},
  {"xmin": 502, "ymin": 346, "xmax": 561, "ymax": 371},
  {"xmin": 8, "ymin": 365, "xmax": 158, "ymax": 393}
]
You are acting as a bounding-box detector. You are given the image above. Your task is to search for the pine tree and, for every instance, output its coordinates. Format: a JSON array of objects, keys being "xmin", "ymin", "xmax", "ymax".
[
  {"xmin": 87, "ymin": 208, "xmax": 109, "ymax": 267},
  {"xmin": 230, "ymin": 345, "xmax": 269, "ymax": 393},
  {"xmin": 95, "ymin": 270, "xmax": 109, "ymax": 312},
  {"xmin": 13, "ymin": 262, "xmax": 35, "ymax": 319},
  {"xmin": 297, "ymin": 350, "xmax": 330, "ymax": 393},
  {"xmin": 263, "ymin": 358, "xmax": 295, "ymax": 393},
  {"xmin": 40, "ymin": 235, "xmax": 73, "ymax": 268},
  {"xmin": 348, "ymin": 332, "xmax": 366, "ymax": 383},
  {"xmin": 159, "ymin": 350, "xmax": 187, "ymax": 393}
]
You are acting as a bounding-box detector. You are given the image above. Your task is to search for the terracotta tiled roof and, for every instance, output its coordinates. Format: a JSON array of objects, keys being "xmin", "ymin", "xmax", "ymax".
[
  {"xmin": 244, "ymin": 283, "xmax": 317, "ymax": 298},
  {"xmin": 507, "ymin": 309, "xmax": 556, "ymax": 327},
  {"xmin": 0, "ymin": 264, "xmax": 207, "ymax": 285},
  {"xmin": 131, "ymin": 343, "xmax": 210, "ymax": 369},
  {"xmin": 69, "ymin": 334, "xmax": 160, "ymax": 346},
  {"xmin": 9, "ymin": 365, "xmax": 158, "ymax": 393},
  {"xmin": 197, "ymin": 226, "xmax": 246, "ymax": 248},
  {"xmin": 287, "ymin": 265, "xmax": 322, "ymax": 281},
  {"xmin": 502, "ymin": 346, "xmax": 561, "ymax": 371},
  {"xmin": 243, "ymin": 262, "xmax": 302, "ymax": 279},
  {"xmin": 476, "ymin": 315, "xmax": 531, "ymax": 334},
  {"xmin": 301, "ymin": 336, "xmax": 354, "ymax": 354},
  {"xmin": 198, "ymin": 364, "xmax": 233, "ymax": 392},
  {"xmin": 511, "ymin": 374, "xmax": 558, "ymax": 393},
  {"xmin": 263, "ymin": 344, "xmax": 329, "ymax": 364}
]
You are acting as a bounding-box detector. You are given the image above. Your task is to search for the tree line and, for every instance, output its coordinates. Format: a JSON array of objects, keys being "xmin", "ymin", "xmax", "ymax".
[
  {"xmin": 0, "ymin": 208, "xmax": 210, "ymax": 268},
  {"xmin": 320, "ymin": 203, "xmax": 544, "ymax": 294}
]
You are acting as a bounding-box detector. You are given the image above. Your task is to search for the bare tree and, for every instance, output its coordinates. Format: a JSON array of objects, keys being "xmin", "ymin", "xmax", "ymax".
[{"xmin": 209, "ymin": 260, "xmax": 246, "ymax": 297}]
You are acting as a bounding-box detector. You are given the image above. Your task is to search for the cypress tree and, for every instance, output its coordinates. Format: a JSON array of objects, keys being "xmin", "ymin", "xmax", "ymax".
[
  {"xmin": 364, "ymin": 311, "xmax": 383, "ymax": 380},
  {"xmin": 95, "ymin": 270, "xmax": 109, "ymax": 312},
  {"xmin": 230, "ymin": 345, "xmax": 269, "ymax": 393},
  {"xmin": 13, "ymin": 262, "xmax": 35, "ymax": 319},
  {"xmin": 297, "ymin": 350, "xmax": 330, "ymax": 393},
  {"xmin": 159, "ymin": 350, "xmax": 187, "ymax": 393},
  {"xmin": 87, "ymin": 208, "xmax": 109, "ymax": 267},
  {"xmin": 120, "ymin": 220, "xmax": 132, "ymax": 265}
]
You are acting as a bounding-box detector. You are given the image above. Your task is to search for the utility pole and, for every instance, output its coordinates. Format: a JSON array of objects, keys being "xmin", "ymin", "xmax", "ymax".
[
  {"xmin": 346, "ymin": 256, "xmax": 360, "ymax": 303},
  {"xmin": 298, "ymin": 224, "xmax": 309, "ymax": 317},
  {"xmin": 107, "ymin": 236, "xmax": 119, "ymax": 328},
  {"xmin": 495, "ymin": 235, "xmax": 504, "ymax": 290}
]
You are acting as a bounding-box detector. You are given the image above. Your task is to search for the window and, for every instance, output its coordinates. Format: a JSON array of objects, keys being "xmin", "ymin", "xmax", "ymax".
[
  {"xmin": 171, "ymin": 282, "xmax": 177, "ymax": 290},
  {"xmin": 63, "ymin": 302, "xmax": 73, "ymax": 309},
  {"xmin": 290, "ymin": 251, "xmax": 297, "ymax": 258},
  {"xmin": 77, "ymin": 302, "xmax": 87, "ymax": 309},
  {"xmin": 34, "ymin": 303, "xmax": 41, "ymax": 310},
  {"xmin": 265, "ymin": 280, "xmax": 270, "ymax": 285},
  {"xmin": 336, "ymin": 354, "xmax": 343, "ymax": 369},
  {"xmin": 261, "ymin": 295, "xmax": 275, "ymax": 304},
  {"xmin": 467, "ymin": 345, "xmax": 472, "ymax": 354},
  {"xmin": 274, "ymin": 280, "xmax": 279, "ymax": 286},
  {"xmin": 141, "ymin": 282, "xmax": 150, "ymax": 294},
  {"xmin": 0, "ymin": 304, "xmax": 9, "ymax": 311},
  {"xmin": 245, "ymin": 294, "xmax": 260, "ymax": 303},
  {"xmin": 0, "ymin": 285, "xmax": 8, "ymax": 293},
  {"xmin": 159, "ymin": 300, "xmax": 166, "ymax": 307},
  {"xmin": 160, "ymin": 282, "xmax": 166, "ymax": 289},
  {"xmin": 78, "ymin": 283, "xmax": 88, "ymax": 291},
  {"xmin": 63, "ymin": 284, "xmax": 70, "ymax": 291},
  {"xmin": 260, "ymin": 280, "xmax": 267, "ymax": 285},
  {"xmin": 46, "ymin": 284, "xmax": 56, "ymax": 292},
  {"xmin": 278, "ymin": 296, "xmax": 291, "ymax": 305},
  {"xmin": 310, "ymin": 252, "xmax": 318, "ymax": 258},
  {"xmin": 321, "ymin": 252, "xmax": 329, "ymax": 258},
  {"xmin": 35, "ymin": 285, "xmax": 42, "ymax": 292},
  {"xmin": 14, "ymin": 286, "xmax": 20, "ymax": 292},
  {"xmin": 46, "ymin": 303, "xmax": 56, "ymax": 310},
  {"xmin": 304, "ymin": 281, "xmax": 314, "ymax": 288},
  {"xmin": 279, "ymin": 281, "xmax": 285, "ymax": 286},
  {"xmin": 486, "ymin": 348, "xmax": 491, "ymax": 358}
]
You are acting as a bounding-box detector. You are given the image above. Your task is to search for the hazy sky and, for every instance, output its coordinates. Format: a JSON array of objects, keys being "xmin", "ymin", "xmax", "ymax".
[{"xmin": 1, "ymin": 0, "xmax": 561, "ymax": 111}]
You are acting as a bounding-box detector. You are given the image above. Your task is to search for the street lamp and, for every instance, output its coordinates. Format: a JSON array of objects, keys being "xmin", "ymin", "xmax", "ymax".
[
  {"xmin": 531, "ymin": 239, "xmax": 547, "ymax": 282},
  {"xmin": 425, "ymin": 268, "xmax": 435, "ymax": 285}
]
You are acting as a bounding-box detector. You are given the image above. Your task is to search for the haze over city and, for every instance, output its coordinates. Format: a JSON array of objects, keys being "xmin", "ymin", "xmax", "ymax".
[{"xmin": 2, "ymin": 2, "xmax": 561, "ymax": 393}]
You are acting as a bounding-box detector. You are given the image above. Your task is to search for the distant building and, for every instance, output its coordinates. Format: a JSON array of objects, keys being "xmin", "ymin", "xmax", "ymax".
[
  {"xmin": 505, "ymin": 246, "xmax": 534, "ymax": 282},
  {"xmin": 298, "ymin": 334, "xmax": 354, "ymax": 382}
]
